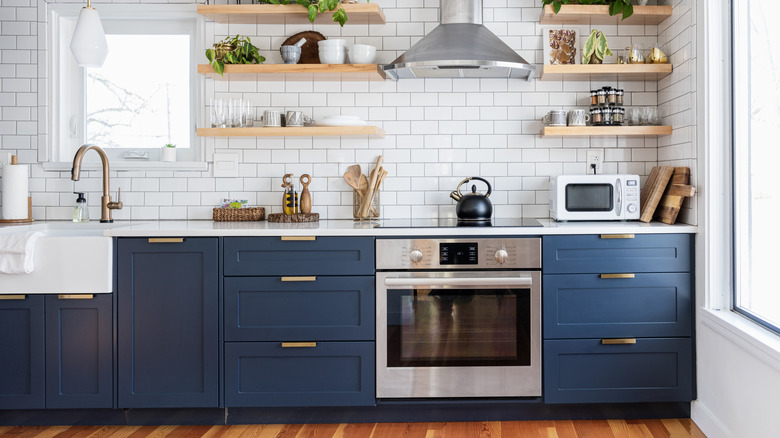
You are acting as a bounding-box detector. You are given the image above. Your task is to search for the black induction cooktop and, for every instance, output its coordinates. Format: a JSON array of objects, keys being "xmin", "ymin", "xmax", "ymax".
[{"xmin": 374, "ymin": 218, "xmax": 543, "ymax": 228}]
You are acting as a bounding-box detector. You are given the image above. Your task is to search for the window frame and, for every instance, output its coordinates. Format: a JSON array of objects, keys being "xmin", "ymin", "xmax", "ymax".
[{"xmin": 46, "ymin": 3, "xmax": 204, "ymax": 165}]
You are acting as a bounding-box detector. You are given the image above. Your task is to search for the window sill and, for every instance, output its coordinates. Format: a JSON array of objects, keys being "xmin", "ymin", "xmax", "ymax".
[
  {"xmin": 698, "ymin": 307, "xmax": 780, "ymax": 372},
  {"xmin": 42, "ymin": 161, "xmax": 209, "ymax": 172}
]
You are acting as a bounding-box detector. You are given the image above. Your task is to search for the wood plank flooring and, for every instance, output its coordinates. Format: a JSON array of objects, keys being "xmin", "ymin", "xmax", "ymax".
[{"xmin": 0, "ymin": 419, "xmax": 706, "ymax": 438}]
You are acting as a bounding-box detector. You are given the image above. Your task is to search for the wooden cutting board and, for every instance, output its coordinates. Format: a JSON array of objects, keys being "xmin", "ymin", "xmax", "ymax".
[
  {"xmin": 654, "ymin": 167, "xmax": 696, "ymax": 224},
  {"xmin": 639, "ymin": 166, "xmax": 674, "ymax": 222},
  {"xmin": 267, "ymin": 213, "xmax": 320, "ymax": 223}
]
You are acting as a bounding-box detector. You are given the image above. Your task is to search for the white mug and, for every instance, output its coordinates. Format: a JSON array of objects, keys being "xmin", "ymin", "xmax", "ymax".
[
  {"xmin": 542, "ymin": 110, "xmax": 567, "ymax": 126},
  {"xmin": 285, "ymin": 111, "xmax": 312, "ymax": 127},
  {"xmin": 259, "ymin": 110, "xmax": 281, "ymax": 127},
  {"xmin": 567, "ymin": 109, "xmax": 591, "ymax": 126}
]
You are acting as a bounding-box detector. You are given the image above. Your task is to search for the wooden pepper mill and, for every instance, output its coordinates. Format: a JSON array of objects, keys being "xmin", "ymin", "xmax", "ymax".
[{"xmin": 299, "ymin": 174, "xmax": 312, "ymax": 214}]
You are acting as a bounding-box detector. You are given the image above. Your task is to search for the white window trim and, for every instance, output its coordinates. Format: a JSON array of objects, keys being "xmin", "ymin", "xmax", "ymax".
[{"xmin": 45, "ymin": 3, "xmax": 207, "ymax": 169}]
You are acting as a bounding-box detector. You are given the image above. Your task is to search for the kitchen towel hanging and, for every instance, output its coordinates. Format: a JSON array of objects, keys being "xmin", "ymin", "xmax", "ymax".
[{"xmin": 1, "ymin": 155, "xmax": 29, "ymax": 220}]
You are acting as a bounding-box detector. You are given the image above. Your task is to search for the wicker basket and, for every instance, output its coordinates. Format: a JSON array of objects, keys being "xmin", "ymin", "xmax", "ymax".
[{"xmin": 212, "ymin": 207, "xmax": 265, "ymax": 222}]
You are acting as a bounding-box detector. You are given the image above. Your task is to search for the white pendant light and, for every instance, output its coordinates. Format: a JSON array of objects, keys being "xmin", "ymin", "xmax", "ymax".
[{"xmin": 70, "ymin": 0, "xmax": 108, "ymax": 68}]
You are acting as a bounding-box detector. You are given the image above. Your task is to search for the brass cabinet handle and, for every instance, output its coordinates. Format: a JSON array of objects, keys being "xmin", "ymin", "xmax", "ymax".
[
  {"xmin": 148, "ymin": 238, "xmax": 184, "ymax": 243},
  {"xmin": 602, "ymin": 338, "xmax": 637, "ymax": 345},
  {"xmin": 600, "ymin": 273, "xmax": 636, "ymax": 279},
  {"xmin": 281, "ymin": 276, "xmax": 317, "ymax": 282},
  {"xmin": 600, "ymin": 234, "xmax": 635, "ymax": 239},
  {"xmin": 58, "ymin": 294, "xmax": 94, "ymax": 300},
  {"xmin": 0, "ymin": 294, "xmax": 26, "ymax": 300},
  {"xmin": 281, "ymin": 342, "xmax": 317, "ymax": 348},
  {"xmin": 281, "ymin": 236, "xmax": 316, "ymax": 241}
]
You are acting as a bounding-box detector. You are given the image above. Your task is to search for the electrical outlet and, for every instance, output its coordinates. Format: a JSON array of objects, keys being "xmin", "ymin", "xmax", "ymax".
[{"xmin": 586, "ymin": 149, "xmax": 604, "ymax": 174}]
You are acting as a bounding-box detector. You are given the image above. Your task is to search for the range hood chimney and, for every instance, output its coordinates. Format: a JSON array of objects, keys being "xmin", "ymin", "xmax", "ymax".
[{"xmin": 383, "ymin": 0, "xmax": 535, "ymax": 80}]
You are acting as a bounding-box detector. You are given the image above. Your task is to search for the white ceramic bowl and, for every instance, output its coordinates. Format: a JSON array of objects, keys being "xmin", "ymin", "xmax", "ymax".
[
  {"xmin": 319, "ymin": 48, "xmax": 346, "ymax": 64},
  {"xmin": 349, "ymin": 44, "xmax": 377, "ymax": 64},
  {"xmin": 318, "ymin": 39, "xmax": 346, "ymax": 47}
]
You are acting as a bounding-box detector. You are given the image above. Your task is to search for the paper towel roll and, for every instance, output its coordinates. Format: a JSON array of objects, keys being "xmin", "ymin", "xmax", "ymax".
[{"xmin": 2, "ymin": 164, "xmax": 29, "ymax": 220}]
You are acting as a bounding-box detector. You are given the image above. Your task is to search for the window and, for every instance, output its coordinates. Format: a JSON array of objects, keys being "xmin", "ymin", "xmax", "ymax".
[
  {"xmin": 733, "ymin": 0, "xmax": 780, "ymax": 333},
  {"xmin": 48, "ymin": 4, "xmax": 200, "ymax": 163}
]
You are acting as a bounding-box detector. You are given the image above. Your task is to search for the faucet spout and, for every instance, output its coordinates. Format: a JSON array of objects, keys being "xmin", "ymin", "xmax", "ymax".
[{"xmin": 71, "ymin": 144, "xmax": 123, "ymax": 223}]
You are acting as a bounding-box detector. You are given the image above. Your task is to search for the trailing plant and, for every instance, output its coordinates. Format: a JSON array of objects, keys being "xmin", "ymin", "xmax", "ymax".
[
  {"xmin": 257, "ymin": 0, "xmax": 362, "ymax": 26},
  {"xmin": 205, "ymin": 35, "xmax": 265, "ymax": 76},
  {"xmin": 541, "ymin": 0, "xmax": 634, "ymax": 21},
  {"xmin": 582, "ymin": 29, "xmax": 613, "ymax": 64}
]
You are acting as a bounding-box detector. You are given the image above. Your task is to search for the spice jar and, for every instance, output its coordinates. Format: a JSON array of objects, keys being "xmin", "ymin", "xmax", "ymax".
[
  {"xmin": 596, "ymin": 89, "xmax": 607, "ymax": 106},
  {"xmin": 590, "ymin": 90, "xmax": 599, "ymax": 106},
  {"xmin": 590, "ymin": 107, "xmax": 603, "ymax": 125},
  {"xmin": 616, "ymin": 89, "xmax": 624, "ymax": 106},
  {"xmin": 607, "ymin": 88, "xmax": 617, "ymax": 105},
  {"xmin": 613, "ymin": 107, "xmax": 625, "ymax": 125},
  {"xmin": 601, "ymin": 106, "xmax": 614, "ymax": 125}
]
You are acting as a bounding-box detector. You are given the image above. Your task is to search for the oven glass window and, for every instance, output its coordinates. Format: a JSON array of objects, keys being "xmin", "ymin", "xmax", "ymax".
[
  {"xmin": 386, "ymin": 288, "xmax": 531, "ymax": 367},
  {"xmin": 565, "ymin": 184, "xmax": 613, "ymax": 211}
]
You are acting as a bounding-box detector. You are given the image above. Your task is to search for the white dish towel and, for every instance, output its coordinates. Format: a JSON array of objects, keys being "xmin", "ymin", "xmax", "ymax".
[{"xmin": 0, "ymin": 231, "xmax": 43, "ymax": 274}]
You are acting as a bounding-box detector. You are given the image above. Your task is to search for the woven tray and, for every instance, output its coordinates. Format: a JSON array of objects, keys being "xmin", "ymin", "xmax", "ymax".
[
  {"xmin": 212, "ymin": 207, "xmax": 265, "ymax": 222},
  {"xmin": 267, "ymin": 213, "xmax": 319, "ymax": 223}
]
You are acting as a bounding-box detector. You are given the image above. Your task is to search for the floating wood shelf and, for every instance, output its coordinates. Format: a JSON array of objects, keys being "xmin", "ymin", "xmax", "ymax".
[
  {"xmin": 539, "ymin": 5, "xmax": 673, "ymax": 25},
  {"xmin": 539, "ymin": 64, "xmax": 672, "ymax": 81},
  {"xmin": 540, "ymin": 125, "xmax": 673, "ymax": 138},
  {"xmin": 197, "ymin": 64, "xmax": 386, "ymax": 81},
  {"xmin": 197, "ymin": 3, "xmax": 386, "ymax": 25},
  {"xmin": 197, "ymin": 126, "xmax": 385, "ymax": 138}
]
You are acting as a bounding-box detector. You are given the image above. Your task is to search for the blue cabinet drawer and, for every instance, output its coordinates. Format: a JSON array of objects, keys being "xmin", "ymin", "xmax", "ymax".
[
  {"xmin": 544, "ymin": 338, "xmax": 693, "ymax": 404},
  {"xmin": 543, "ymin": 234, "xmax": 692, "ymax": 274},
  {"xmin": 544, "ymin": 273, "xmax": 692, "ymax": 339},
  {"xmin": 224, "ymin": 276, "xmax": 374, "ymax": 342},
  {"xmin": 224, "ymin": 237, "xmax": 374, "ymax": 276},
  {"xmin": 224, "ymin": 341, "xmax": 375, "ymax": 407}
]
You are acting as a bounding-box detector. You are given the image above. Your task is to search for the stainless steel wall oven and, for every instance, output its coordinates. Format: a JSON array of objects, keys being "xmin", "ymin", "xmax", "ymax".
[{"xmin": 376, "ymin": 237, "xmax": 541, "ymax": 398}]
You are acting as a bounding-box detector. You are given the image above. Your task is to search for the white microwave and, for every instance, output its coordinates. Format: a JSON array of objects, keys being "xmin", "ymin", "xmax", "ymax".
[{"xmin": 550, "ymin": 174, "xmax": 640, "ymax": 221}]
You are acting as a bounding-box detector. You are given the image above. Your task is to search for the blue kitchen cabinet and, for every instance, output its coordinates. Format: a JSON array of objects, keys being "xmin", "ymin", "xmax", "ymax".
[
  {"xmin": 542, "ymin": 234, "xmax": 695, "ymax": 404},
  {"xmin": 45, "ymin": 294, "xmax": 113, "ymax": 409},
  {"xmin": 117, "ymin": 237, "xmax": 219, "ymax": 408},
  {"xmin": 0, "ymin": 295, "xmax": 45, "ymax": 409}
]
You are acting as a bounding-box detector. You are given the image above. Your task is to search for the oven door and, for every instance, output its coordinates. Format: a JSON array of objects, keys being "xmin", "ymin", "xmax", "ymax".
[{"xmin": 376, "ymin": 271, "xmax": 541, "ymax": 398}]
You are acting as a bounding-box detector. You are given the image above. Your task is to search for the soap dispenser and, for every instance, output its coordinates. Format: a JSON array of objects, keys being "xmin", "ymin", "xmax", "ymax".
[{"xmin": 73, "ymin": 192, "xmax": 89, "ymax": 223}]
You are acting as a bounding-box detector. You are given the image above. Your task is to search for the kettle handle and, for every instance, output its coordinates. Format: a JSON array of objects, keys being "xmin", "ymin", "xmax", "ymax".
[{"xmin": 456, "ymin": 177, "xmax": 492, "ymax": 198}]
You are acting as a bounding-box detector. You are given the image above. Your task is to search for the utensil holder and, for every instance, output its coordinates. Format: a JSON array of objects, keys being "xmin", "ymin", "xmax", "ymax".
[{"xmin": 353, "ymin": 189, "xmax": 379, "ymax": 220}]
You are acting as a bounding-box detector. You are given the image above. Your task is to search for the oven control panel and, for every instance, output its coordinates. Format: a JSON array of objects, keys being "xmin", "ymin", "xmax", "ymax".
[{"xmin": 376, "ymin": 238, "xmax": 541, "ymax": 270}]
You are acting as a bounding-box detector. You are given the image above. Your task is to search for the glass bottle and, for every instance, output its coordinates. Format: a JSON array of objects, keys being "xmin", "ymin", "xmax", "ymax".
[{"xmin": 72, "ymin": 192, "xmax": 89, "ymax": 223}]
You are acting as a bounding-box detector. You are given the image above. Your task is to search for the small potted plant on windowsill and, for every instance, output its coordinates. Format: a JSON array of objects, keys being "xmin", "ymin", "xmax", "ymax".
[{"xmin": 162, "ymin": 143, "xmax": 176, "ymax": 162}]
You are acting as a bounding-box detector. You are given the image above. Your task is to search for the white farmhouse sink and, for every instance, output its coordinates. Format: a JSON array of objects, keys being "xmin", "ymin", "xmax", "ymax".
[{"xmin": 0, "ymin": 222, "xmax": 127, "ymax": 294}]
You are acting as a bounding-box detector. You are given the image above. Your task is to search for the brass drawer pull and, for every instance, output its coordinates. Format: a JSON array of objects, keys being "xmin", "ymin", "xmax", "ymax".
[
  {"xmin": 600, "ymin": 273, "xmax": 636, "ymax": 279},
  {"xmin": 281, "ymin": 236, "xmax": 316, "ymax": 241},
  {"xmin": 602, "ymin": 338, "xmax": 637, "ymax": 345},
  {"xmin": 0, "ymin": 294, "xmax": 26, "ymax": 300},
  {"xmin": 148, "ymin": 238, "xmax": 184, "ymax": 243},
  {"xmin": 281, "ymin": 276, "xmax": 317, "ymax": 282},
  {"xmin": 282, "ymin": 342, "xmax": 317, "ymax": 348},
  {"xmin": 58, "ymin": 294, "xmax": 94, "ymax": 300},
  {"xmin": 600, "ymin": 234, "xmax": 635, "ymax": 239}
]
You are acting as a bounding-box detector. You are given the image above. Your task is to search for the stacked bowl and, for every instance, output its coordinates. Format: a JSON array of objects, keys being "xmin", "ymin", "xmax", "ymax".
[
  {"xmin": 318, "ymin": 39, "xmax": 346, "ymax": 64},
  {"xmin": 349, "ymin": 44, "xmax": 377, "ymax": 64}
]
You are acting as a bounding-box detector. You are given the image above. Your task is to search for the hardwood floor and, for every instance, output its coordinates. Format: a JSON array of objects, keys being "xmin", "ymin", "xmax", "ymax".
[{"xmin": 0, "ymin": 419, "xmax": 706, "ymax": 438}]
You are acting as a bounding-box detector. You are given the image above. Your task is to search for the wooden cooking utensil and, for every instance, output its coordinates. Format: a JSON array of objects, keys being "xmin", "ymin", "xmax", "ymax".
[
  {"xmin": 358, "ymin": 156, "xmax": 383, "ymax": 218},
  {"xmin": 347, "ymin": 164, "xmax": 362, "ymax": 187},
  {"xmin": 343, "ymin": 172, "xmax": 360, "ymax": 191},
  {"xmin": 359, "ymin": 174, "xmax": 369, "ymax": 196},
  {"xmin": 299, "ymin": 174, "xmax": 312, "ymax": 214}
]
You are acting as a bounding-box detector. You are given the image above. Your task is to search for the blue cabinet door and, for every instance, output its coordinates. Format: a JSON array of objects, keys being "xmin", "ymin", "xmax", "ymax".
[
  {"xmin": 0, "ymin": 295, "xmax": 45, "ymax": 409},
  {"xmin": 543, "ymin": 234, "xmax": 692, "ymax": 274},
  {"xmin": 224, "ymin": 341, "xmax": 375, "ymax": 407},
  {"xmin": 224, "ymin": 237, "xmax": 374, "ymax": 276},
  {"xmin": 117, "ymin": 237, "xmax": 219, "ymax": 408},
  {"xmin": 544, "ymin": 338, "xmax": 693, "ymax": 404},
  {"xmin": 45, "ymin": 294, "xmax": 113, "ymax": 409},
  {"xmin": 224, "ymin": 276, "xmax": 374, "ymax": 342},
  {"xmin": 544, "ymin": 273, "xmax": 692, "ymax": 339}
]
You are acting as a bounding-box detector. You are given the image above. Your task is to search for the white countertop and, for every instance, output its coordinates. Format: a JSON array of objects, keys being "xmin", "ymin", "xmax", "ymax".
[{"xmin": 0, "ymin": 219, "xmax": 696, "ymax": 237}]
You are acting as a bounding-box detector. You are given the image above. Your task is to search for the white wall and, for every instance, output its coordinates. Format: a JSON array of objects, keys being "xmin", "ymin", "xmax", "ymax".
[{"xmin": 0, "ymin": 0, "xmax": 695, "ymax": 222}]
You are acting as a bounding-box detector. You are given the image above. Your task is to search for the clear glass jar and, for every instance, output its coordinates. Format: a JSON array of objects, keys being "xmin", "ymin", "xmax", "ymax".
[
  {"xmin": 590, "ymin": 107, "xmax": 603, "ymax": 125},
  {"xmin": 601, "ymin": 106, "xmax": 614, "ymax": 125},
  {"xmin": 596, "ymin": 89, "xmax": 607, "ymax": 106},
  {"xmin": 607, "ymin": 88, "xmax": 617, "ymax": 105},
  {"xmin": 616, "ymin": 89, "xmax": 624, "ymax": 106},
  {"xmin": 590, "ymin": 90, "xmax": 599, "ymax": 106},
  {"xmin": 353, "ymin": 189, "xmax": 380, "ymax": 220}
]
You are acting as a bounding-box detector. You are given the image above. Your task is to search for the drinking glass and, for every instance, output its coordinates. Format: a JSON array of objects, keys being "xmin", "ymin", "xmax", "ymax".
[
  {"xmin": 242, "ymin": 100, "xmax": 253, "ymax": 127},
  {"xmin": 211, "ymin": 98, "xmax": 226, "ymax": 128}
]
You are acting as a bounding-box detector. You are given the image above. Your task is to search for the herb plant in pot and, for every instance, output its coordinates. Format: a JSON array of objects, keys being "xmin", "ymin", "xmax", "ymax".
[
  {"xmin": 541, "ymin": 0, "xmax": 635, "ymax": 21},
  {"xmin": 205, "ymin": 35, "xmax": 265, "ymax": 76},
  {"xmin": 162, "ymin": 143, "xmax": 176, "ymax": 162}
]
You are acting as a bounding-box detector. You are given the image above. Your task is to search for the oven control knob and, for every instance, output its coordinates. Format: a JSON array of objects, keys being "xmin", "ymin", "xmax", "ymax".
[
  {"xmin": 627, "ymin": 204, "xmax": 638, "ymax": 213},
  {"xmin": 495, "ymin": 248, "xmax": 508, "ymax": 264},
  {"xmin": 409, "ymin": 249, "xmax": 424, "ymax": 264}
]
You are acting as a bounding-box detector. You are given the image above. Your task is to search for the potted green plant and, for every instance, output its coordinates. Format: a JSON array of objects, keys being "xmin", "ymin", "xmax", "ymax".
[
  {"xmin": 541, "ymin": 0, "xmax": 635, "ymax": 21},
  {"xmin": 162, "ymin": 143, "xmax": 176, "ymax": 162},
  {"xmin": 256, "ymin": 0, "xmax": 363, "ymax": 26},
  {"xmin": 205, "ymin": 35, "xmax": 265, "ymax": 76},
  {"xmin": 582, "ymin": 29, "xmax": 613, "ymax": 64}
]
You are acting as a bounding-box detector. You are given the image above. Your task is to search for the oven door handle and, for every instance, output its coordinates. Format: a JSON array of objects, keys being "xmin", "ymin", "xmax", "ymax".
[{"xmin": 384, "ymin": 276, "xmax": 534, "ymax": 289}]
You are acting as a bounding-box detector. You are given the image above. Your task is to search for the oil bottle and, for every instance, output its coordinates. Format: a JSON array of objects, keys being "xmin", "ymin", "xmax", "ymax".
[{"xmin": 282, "ymin": 173, "xmax": 298, "ymax": 215}]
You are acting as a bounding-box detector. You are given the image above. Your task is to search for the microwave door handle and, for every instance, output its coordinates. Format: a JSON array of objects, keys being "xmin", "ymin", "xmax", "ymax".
[
  {"xmin": 616, "ymin": 178, "xmax": 623, "ymax": 217},
  {"xmin": 384, "ymin": 276, "xmax": 534, "ymax": 289}
]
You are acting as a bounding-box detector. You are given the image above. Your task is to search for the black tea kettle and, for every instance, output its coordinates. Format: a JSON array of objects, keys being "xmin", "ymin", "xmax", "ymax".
[{"xmin": 450, "ymin": 177, "xmax": 493, "ymax": 221}]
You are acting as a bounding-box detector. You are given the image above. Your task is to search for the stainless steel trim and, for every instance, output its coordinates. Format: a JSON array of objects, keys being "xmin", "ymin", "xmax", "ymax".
[
  {"xmin": 384, "ymin": 275, "xmax": 533, "ymax": 289},
  {"xmin": 376, "ymin": 237, "xmax": 541, "ymax": 270}
]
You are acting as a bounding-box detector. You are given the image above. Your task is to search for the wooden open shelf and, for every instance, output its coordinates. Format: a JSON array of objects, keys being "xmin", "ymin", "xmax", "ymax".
[
  {"xmin": 197, "ymin": 126, "xmax": 385, "ymax": 138},
  {"xmin": 540, "ymin": 125, "xmax": 673, "ymax": 138},
  {"xmin": 197, "ymin": 3, "xmax": 386, "ymax": 25},
  {"xmin": 197, "ymin": 64, "xmax": 386, "ymax": 81},
  {"xmin": 539, "ymin": 64, "xmax": 672, "ymax": 81},
  {"xmin": 539, "ymin": 4, "xmax": 673, "ymax": 25}
]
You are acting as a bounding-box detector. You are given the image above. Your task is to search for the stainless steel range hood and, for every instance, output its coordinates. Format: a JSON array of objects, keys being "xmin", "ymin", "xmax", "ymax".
[{"xmin": 383, "ymin": 0, "xmax": 535, "ymax": 80}]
